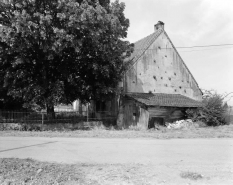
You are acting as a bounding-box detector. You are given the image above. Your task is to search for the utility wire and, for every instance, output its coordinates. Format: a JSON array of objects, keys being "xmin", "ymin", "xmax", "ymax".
[
  {"xmin": 176, "ymin": 43, "xmax": 233, "ymax": 49},
  {"xmin": 133, "ymin": 43, "xmax": 233, "ymax": 51},
  {"xmin": 179, "ymin": 46, "xmax": 233, "ymax": 52}
]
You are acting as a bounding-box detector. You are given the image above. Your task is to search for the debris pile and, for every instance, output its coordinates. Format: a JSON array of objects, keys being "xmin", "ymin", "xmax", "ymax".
[{"xmin": 166, "ymin": 119, "xmax": 194, "ymax": 129}]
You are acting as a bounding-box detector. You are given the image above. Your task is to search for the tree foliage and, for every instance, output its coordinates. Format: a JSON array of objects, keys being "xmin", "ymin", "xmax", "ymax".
[
  {"xmin": 186, "ymin": 90, "xmax": 228, "ymax": 126},
  {"xmin": 0, "ymin": 0, "xmax": 133, "ymax": 113}
]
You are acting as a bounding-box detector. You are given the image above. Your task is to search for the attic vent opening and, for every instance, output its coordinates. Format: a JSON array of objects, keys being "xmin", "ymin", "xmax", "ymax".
[
  {"xmin": 169, "ymin": 77, "xmax": 171, "ymax": 81},
  {"xmin": 184, "ymin": 90, "xmax": 187, "ymax": 93},
  {"xmin": 165, "ymin": 84, "xmax": 168, "ymax": 87},
  {"xmin": 154, "ymin": 60, "xmax": 156, "ymax": 63},
  {"xmin": 153, "ymin": 76, "xmax": 157, "ymax": 80},
  {"xmin": 158, "ymin": 46, "xmax": 161, "ymax": 50},
  {"xmin": 174, "ymin": 72, "xmax": 176, "ymax": 76},
  {"xmin": 161, "ymin": 77, "xmax": 163, "ymax": 80},
  {"xmin": 179, "ymin": 86, "xmax": 182, "ymax": 89},
  {"xmin": 165, "ymin": 55, "xmax": 167, "ymax": 58},
  {"xmin": 165, "ymin": 71, "xmax": 167, "ymax": 73},
  {"xmin": 174, "ymin": 89, "xmax": 177, "ymax": 92}
]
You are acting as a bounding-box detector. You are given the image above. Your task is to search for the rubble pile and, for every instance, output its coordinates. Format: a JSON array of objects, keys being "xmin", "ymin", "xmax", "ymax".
[{"xmin": 166, "ymin": 119, "xmax": 194, "ymax": 129}]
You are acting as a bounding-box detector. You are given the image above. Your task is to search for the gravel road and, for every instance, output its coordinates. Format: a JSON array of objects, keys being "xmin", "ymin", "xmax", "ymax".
[{"xmin": 0, "ymin": 137, "xmax": 233, "ymax": 184}]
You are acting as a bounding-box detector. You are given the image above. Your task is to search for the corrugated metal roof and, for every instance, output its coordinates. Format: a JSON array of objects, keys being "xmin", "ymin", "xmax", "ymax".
[{"xmin": 126, "ymin": 93, "xmax": 202, "ymax": 107}]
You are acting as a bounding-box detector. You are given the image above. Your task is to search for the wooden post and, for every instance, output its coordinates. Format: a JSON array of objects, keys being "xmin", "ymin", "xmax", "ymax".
[
  {"xmin": 87, "ymin": 103, "xmax": 89, "ymax": 122},
  {"xmin": 42, "ymin": 112, "xmax": 44, "ymax": 125}
]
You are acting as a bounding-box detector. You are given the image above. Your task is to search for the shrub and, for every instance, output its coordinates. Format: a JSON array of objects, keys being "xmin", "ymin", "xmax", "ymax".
[{"xmin": 186, "ymin": 90, "xmax": 228, "ymax": 126}]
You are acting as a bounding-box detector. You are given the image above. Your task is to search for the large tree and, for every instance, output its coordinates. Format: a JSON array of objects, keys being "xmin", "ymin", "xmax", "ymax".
[{"xmin": 0, "ymin": 0, "xmax": 133, "ymax": 114}]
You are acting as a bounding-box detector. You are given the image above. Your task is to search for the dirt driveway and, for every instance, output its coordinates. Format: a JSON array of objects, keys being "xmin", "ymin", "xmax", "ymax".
[{"xmin": 0, "ymin": 137, "xmax": 233, "ymax": 184}]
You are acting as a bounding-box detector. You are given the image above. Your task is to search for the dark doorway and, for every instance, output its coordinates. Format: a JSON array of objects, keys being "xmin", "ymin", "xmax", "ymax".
[{"xmin": 148, "ymin": 117, "xmax": 164, "ymax": 129}]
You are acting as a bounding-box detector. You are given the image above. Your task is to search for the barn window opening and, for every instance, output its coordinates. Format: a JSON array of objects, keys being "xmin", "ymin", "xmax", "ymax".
[
  {"xmin": 158, "ymin": 46, "xmax": 161, "ymax": 50},
  {"xmin": 154, "ymin": 60, "xmax": 156, "ymax": 63},
  {"xmin": 153, "ymin": 76, "xmax": 157, "ymax": 80},
  {"xmin": 165, "ymin": 84, "xmax": 168, "ymax": 87},
  {"xmin": 161, "ymin": 77, "xmax": 163, "ymax": 79},
  {"xmin": 174, "ymin": 89, "xmax": 177, "ymax": 92},
  {"xmin": 149, "ymin": 90, "xmax": 152, "ymax": 93},
  {"xmin": 184, "ymin": 90, "xmax": 186, "ymax": 93},
  {"xmin": 165, "ymin": 55, "xmax": 167, "ymax": 57},
  {"xmin": 133, "ymin": 81, "xmax": 135, "ymax": 83},
  {"xmin": 169, "ymin": 77, "xmax": 171, "ymax": 81},
  {"xmin": 179, "ymin": 86, "xmax": 182, "ymax": 89},
  {"xmin": 174, "ymin": 72, "xmax": 176, "ymax": 76},
  {"xmin": 165, "ymin": 71, "xmax": 167, "ymax": 73}
]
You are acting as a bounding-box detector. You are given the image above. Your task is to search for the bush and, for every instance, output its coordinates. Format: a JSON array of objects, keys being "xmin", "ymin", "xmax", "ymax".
[{"xmin": 186, "ymin": 90, "xmax": 228, "ymax": 126}]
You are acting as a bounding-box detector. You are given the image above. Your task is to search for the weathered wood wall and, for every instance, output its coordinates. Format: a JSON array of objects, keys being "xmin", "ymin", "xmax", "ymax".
[
  {"xmin": 117, "ymin": 98, "xmax": 187, "ymax": 129},
  {"xmin": 117, "ymin": 98, "xmax": 149, "ymax": 129},
  {"xmin": 148, "ymin": 107, "xmax": 185, "ymax": 120}
]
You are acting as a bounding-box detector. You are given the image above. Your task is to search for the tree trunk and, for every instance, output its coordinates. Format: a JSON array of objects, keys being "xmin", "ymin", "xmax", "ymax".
[
  {"xmin": 46, "ymin": 103, "xmax": 55, "ymax": 120},
  {"xmin": 79, "ymin": 100, "xmax": 82, "ymax": 115}
]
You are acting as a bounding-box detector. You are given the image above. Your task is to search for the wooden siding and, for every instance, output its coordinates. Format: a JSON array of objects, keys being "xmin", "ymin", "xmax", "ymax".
[
  {"xmin": 117, "ymin": 98, "xmax": 149, "ymax": 129},
  {"xmin": 148, "ymin": 106, "xmax": 185, "ymax": 121}
]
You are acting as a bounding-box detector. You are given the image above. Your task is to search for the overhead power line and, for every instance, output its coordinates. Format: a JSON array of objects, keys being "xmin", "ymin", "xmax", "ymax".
[
  {"xmin": 175, "ymin": 43, "xmax": 233, "ymax": 49},
  {"xmin": 179, "ymin": 46, "xmax": 233, "ymax": 52},
  {"xmin": 132, "ymin": 43, "xmax": 233, "ymax": 51}
]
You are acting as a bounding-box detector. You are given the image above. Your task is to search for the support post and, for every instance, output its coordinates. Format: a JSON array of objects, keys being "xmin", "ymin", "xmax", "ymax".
[
  {"xmin": 42, "ymin": 112, "xmax": 44, "ymax": 125},
  {"xmin": 87, "ymin": 103, "xmax": 89, "ymax": 122}
]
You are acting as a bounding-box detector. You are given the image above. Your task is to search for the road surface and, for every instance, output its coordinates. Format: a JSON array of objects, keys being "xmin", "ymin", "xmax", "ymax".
[
  {"xmin": 0, "ymin": 137, "xmax": 233, "ymax": 184},
  {"xmin": 0, "ymin": 137, "xmax": 233, "ymax": 165}
]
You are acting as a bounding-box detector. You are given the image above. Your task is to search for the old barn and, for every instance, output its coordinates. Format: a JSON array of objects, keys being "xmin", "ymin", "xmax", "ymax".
[{"xmin": 116, "ymin": 21, "xmax": 202, "ymax": 129}]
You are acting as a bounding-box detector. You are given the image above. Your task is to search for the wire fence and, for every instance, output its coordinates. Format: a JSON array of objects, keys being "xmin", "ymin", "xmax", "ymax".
[{"xmin": 0, "ymin": 110, "xmax": 117, "ymax": 125}]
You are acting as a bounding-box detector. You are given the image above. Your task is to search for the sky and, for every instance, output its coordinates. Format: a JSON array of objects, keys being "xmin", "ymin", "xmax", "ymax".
[{"xmin": 117, "ymin": 0, "xmax": 233, "ymax": 105}]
